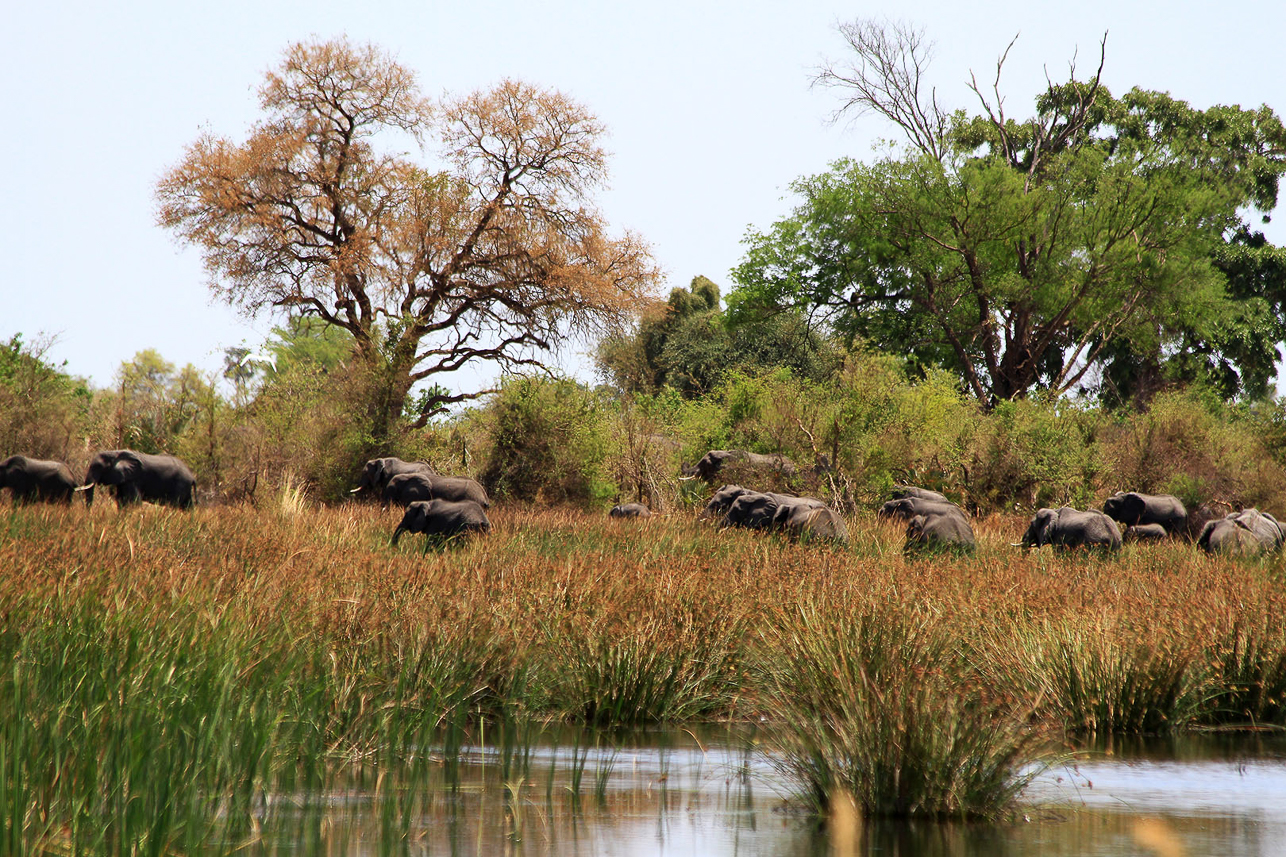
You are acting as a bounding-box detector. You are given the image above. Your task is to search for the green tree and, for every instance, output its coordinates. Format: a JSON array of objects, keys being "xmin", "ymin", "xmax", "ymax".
[
  {"xmin": 0, "ymin": 334, "xmax": 90, "ymax": 459},
  {"xmin": 598, "ymin": 276, "xmax": 836, "ymax": 396},
  {"xmin": 731, "ymin": 21, "xmax": 1286, "ymax": 405},
  {"xmin": 103, "ymin": 350, "xmax": 213, "ymax": 454}
]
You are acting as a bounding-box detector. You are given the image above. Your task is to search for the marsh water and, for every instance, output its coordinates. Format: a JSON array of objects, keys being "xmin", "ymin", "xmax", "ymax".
[{"xmin": 246, "ymin": 729, "xmax": 1286, "ymax": 856}]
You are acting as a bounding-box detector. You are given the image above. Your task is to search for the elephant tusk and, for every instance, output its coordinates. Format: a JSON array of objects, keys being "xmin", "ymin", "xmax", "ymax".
[
  {"xmin": 679, "ymin": 475, "xmax": 698, "ymax": 481},
  {"xmin": 1010, "ymin": 542, "xmax": 1025, "ymax": 547},
  {"xmin": 349, "ymin": 487, "xmax": 363, "ymax": 493},
  {"xmin": 74, "ymin": 484, "xmax": 93, "ymax": 492}
]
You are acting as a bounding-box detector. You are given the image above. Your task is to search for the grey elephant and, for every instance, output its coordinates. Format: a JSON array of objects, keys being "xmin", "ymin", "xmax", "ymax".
[
  {"xmin": 683, "ymin": 450, "xmax": 797, "ymax": 483},
  {"xmin": 1021, "ymin": 507, "xmax": 1121, "ymax": 551},
  {"xmin": 352, "ymin": 457, "xmax": 436, "ymax": 497},
  {"xmin": 878, "ymin": 496, "xmax": 968, "ymax": 523},
  {"xmin": 1184, "ymin": 502, "xmax": 1234, "ymax": 541},
  {"xmin": 392, "ymin": 499, "xmax": 491, "ymax": 549},
  {"xmin": 904, "ymin": 512, "xmax": 976, "ymax": 555},
  {"xmin": 382, "ymin": 472, "xmax": 490, "ymax": 508},
  {"xmin": 609, "ymin": 502, "xmax": 651, "ymax": 518},
  {"xmin": 720, "ymin": 490, "xmax": 841, "ymax": 541},
  {"xmin": 81, "ymin": 450, "xmax": 196, "ymax": 509},
  {"xmin": 0, "ymin": 455, "xmax": 77, "ymax": 504},
  {"xmin": 703, "ymin": 484, "xmax": 755, "ymax": 519},
  {"xmin": 890, "ymin": 486, "xmax": 949, "ymax": 504},
  {"xmin": 1123, "ymin": 523, "xmax": 1169, "ymax": 543},
  {"xmin": 1197, "ymin": 508, "xmax": 1285, "ymax": 556},
  {"xmin": 771, "ymin": 501, "xmax": 849, "ymax": 543},
  {"xmin": 1102, "ymin": 492, "xmax": 1187, "ymax": 534}
]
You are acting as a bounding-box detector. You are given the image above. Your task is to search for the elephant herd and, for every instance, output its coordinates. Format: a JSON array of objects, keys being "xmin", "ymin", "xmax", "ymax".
[
  {"xmin": 1, "ymin": 452, "xmax": 195, "ymax": 508},
  {"xmin": 4, "ymin": 448, "xmax": 1285, "ymax": 557}
]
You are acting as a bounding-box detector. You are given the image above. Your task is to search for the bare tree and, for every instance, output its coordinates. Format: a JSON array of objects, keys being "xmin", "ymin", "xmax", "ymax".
[
  {"xmin": 813, "ymin": 18, "xmax": 953, "ymax": 161},
  {"xmin": 158, "ymin": 38, "xmax": 660, "ymax": 443}
]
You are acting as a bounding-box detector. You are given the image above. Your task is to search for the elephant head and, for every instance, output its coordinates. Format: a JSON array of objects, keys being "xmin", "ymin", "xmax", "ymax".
[
  {"xmin": 1021, "ymin": 508, "xmax": 1058, "ymax": 549},
  {"xmin": 353, "ymin": 457, "xmax": 434, "ymax": 497},
  {"xmin": 1102, "ymin": 492, "xmax": 1144, "ymax": 526},
  {"xmin": 392, "ymin": 502, "xmax": 429, "ymax": 545},
  {"xmin": 82, "ymin": 450, "xmax": 131, "ymax": 506}
]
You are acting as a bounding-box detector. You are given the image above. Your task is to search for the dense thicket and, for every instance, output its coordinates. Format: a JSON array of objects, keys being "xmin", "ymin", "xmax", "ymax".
[{"xmin": 7, "ymin": 332, "xmax": 1286, "ymax": 515}]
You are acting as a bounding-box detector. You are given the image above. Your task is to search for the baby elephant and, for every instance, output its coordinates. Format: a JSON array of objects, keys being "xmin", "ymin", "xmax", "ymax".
[
  {"xmin": 392, "ymin": 499, "xmax": 491, "ymax": 550},
  {"xmin": 609, "ymin": 502, "xmax": 651, "ymax": 518},
  {"xmin": 1123, "ymin": 523, "xmax": 1169, "ymax": 544}
]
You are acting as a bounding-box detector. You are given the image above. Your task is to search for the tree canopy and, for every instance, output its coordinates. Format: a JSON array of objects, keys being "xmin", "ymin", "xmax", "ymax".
[
  {"xmin": 158, "ymin": 38, "xmax": 659, "ymax": 444},
  {"xmin": 730, "ymin": 21, "xmax": 1286, "ymax": 405},
  {"xmin": 596, "ymin": 276, "xmax": 836, "ymax": 396}
]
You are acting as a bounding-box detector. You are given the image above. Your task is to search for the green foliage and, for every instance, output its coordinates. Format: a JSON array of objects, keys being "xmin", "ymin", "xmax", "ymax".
[
  {"xmin": 968, "ymin": 398, "xmax": 1103, "ymax": 511},
  {"xmin": 758, "ymin": 601, "xmax": 1039, "ymax": 819},
  {"xmin": 597, "ymin": 276, "xmax": 838, "ymax": 397},
  {"xmin": 732, "ymin": 53, "xmax": 1286, "ymax": 405},
  {"xmin": 476, "ymin": 376, "xmax": 614, "ymax": 504},
  {"xmin": 91, "ymin": 349, "xmax": 214, "ymax": 456},
  {"xmin": 1029, "ymin": 621, "xmax": 1208, "ymax": 734},
  {"xmin": 1098, "ymin": 389, "xmax": 1286, "ymax": 510},
  {"xmin": 0, "ymin": 334, "xmax": 89, "ymax": 461}
]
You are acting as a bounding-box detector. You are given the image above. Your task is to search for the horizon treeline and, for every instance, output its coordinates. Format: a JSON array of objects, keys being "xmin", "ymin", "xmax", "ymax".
[{"xmin": 6, "ymin": 314, "xmax": 1286, "ymax": 516}]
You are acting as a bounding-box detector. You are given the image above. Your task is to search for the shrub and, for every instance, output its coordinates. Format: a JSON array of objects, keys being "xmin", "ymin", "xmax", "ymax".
[{"xmin": 476, "ymin": 376, "xmax": 614, "ymax": 505}]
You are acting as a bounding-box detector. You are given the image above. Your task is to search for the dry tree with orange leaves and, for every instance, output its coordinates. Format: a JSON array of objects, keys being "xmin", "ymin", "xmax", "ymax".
[{"xmin": 157, "ymin": 38, "xmax": 660, "ymax": 441}]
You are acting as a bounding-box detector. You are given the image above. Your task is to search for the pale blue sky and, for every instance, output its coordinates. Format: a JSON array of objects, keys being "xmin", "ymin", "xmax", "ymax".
[{"xmin": 5, "ymin": 0, "xmax": 1284, "ymax": 394}]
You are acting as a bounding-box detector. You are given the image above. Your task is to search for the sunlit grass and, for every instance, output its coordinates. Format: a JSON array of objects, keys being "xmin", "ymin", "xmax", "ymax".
[{"xmin": 2, "ymin": 500, "xmax": 1286, "ymax": 843}]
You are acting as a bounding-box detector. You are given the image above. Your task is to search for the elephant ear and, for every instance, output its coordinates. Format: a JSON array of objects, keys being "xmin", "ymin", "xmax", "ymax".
[
  {"xmin": 1124, "ymin": 494, "xmax": 1146, "ymax": 525},
  {"xmin": 1037, "ymin": 509, "xmax": 1058, "ymax": 544},
  {"xmin": 113, "ymin": 455, "xmax": 141, "ymax": 481},
  {"xmin": 907, "ymin": 514, "xmax": 926, "ymax": 539}
]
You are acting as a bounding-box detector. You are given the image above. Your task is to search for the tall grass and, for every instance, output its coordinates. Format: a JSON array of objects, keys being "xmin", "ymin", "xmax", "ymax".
[
  {"xmin": 1022, "ymin": 620, "xmax": 1210, "ymax": 734},
  {"xmin": 2, "ymin": 501, "xmax": 1286, "ymax": 842},
  {"xmin": 756, "ymin": 601, "xmax": 1040, "ymax": 820}
]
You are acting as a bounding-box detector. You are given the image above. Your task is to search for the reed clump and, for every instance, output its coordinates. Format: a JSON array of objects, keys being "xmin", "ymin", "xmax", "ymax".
[
  {"xmin": 3, "ymin": 502, "xmax": 1286, "ymax": 842},
  {"xmin": 755, "ymin": 600, "xmax": 1039, "ymax": 820}
]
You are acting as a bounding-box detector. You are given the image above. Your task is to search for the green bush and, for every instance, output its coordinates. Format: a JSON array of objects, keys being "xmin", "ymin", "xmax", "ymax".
[{"xmin": 476, "ymin": 376, "xmax": 614, "ymax": 505}]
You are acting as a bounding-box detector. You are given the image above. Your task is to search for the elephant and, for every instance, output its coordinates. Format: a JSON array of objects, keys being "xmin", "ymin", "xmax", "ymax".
[
  {"xmin": 382, "ymin": 472, "xmax": 490, "ymax": 508},
  {"xmin": 1102, "ymin": 492, "xmax": 1187, "ymax": 534},
  {"xmin": 1184, "ymin": 502, "xmax": 1234, "ymax": 542},
  {"xmin": 352, "ymin": 457, "xmax": 436, "ymax": 497},
  {"xmin": 0, "ymin": 455, "xmax": 77, "ymax": 504},
  {"xmin": 609, "ymin": 502, "xmax": 651, "ymax": 518},
  {"xmin": 720, "ymin": 490, "xmax": 838, "ymax": 538},
  {"xmin": 699, "ymin": 483, "xmax": 817, "ymax": 517},
  {"xmin": 81, "ymin": 450, "xmax": 196, "ymax": 509},
  {"xmin": 890, "ymin": 486, "xmax": 949, "ymax": 504},
  {"xmin": 878, "ymin": 496, "xmax": 968, "ymax": 523},
  {"xmin": 392, "ymin": 499, "xmax": 491, "ymax": 549},
  {"xmin": 1021, "ymin": 507, "xmax": 1121, "ymax": 551},
  {"xmin": 904, "ymin": 512, "xmax": 976, "ymax": 555},
  {"xmin": 703, "ymin": 484, "xmax": 755, "ymax": 519},
  {"xmin": 1123, "ymin": 523, "xmax": 1169, "ymax": 543},
  {"xmin": 683, "ymin": 449, "xmax": 797, "ymax": 483},
  {"xmin": 1197, "ymin": 508, "xmax": 1285, "ymax": 556},
  {"xmin": 771, "ymin": 501, "xmax": 849, "ymax": 543}
]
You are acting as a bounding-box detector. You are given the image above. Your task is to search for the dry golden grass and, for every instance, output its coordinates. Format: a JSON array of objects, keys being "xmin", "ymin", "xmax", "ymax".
[{"xmin": 4, "ymin": 500, "xmax": 1282, "ymax": 729}]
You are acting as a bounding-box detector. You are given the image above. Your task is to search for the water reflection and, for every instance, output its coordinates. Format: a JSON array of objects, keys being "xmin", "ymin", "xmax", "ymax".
[{"xmin": 238, "ymin": 729, "xmax": 1286, "ymax": 856}]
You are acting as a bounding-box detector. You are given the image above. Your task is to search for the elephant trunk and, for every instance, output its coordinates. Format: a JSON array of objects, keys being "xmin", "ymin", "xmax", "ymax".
[{"xmin": 391, "ymin": 526, "xmax": 406, "ymax": 546}]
